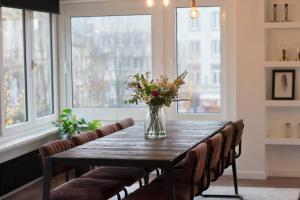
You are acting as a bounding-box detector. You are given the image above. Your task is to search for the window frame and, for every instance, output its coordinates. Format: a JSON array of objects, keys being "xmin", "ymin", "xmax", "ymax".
[
  {"xmin": 60, "ymin": 0, "xmax": 164, "ymax": 120},
  {"xmin": 31, "ymin": 12, "xmax": 58, "ymax": 126},
  {"xmin": 164, "ymin": 0, "xmax": 228, "ymax": 121},
  {"xmin": 0, "ymin": 8, "xmax": 58, "ymax": 136}
]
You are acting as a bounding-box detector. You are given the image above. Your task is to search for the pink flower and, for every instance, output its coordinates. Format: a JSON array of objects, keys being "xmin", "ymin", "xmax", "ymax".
[{"xmin": 151, "ymin": 91, "xmax": 159, "ymax": 97}]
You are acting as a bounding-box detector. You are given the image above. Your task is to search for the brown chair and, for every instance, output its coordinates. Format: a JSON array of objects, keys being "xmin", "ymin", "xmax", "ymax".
[
  {"xmin": 204, "ymin": 133, "xmax": 223, "ymax": 187},
  {"xmin": 228, "ymin": 120, "xmax": 245, "ymax": 196},
  {"xmin": 201, "ymin": 124, "xmax": 243, "ymax": 200},
  {"xmin": 50, "ymin": 178, "xmax": 124, "ymax": 200},
  {"xmin": 70, "ymin": 131, "xmax": 97, "ymax": 147},
  {"xmin": 116, "ymin": 118, "xmax": 135, "ymax": 130},
  {"xmin": 96, "ymin": 124, "xmax": 119, "ymax": 138},
  {"xmin": 75, "ymin": 128, "xmax": 147, "ymax": 196},
  {"xmin": 39, "ymin": 140, "xmax": 73, "ymax": 181},
  {"xmin": 125, "ymin": 142, "xmax": 208, "ymax": 200},
  {"xmin": 220, "ymin": 124, "xmax": 234, "ymax": 175},
  {"xmin": 82, "ymin": 166, "xmax": 146, "ymax": 194}
]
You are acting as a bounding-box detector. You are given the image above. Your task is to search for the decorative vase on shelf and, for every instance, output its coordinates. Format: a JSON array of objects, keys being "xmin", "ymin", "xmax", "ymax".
[{"xmin": 145, "ymin": 105, "xmax": 166, "ymax": 139}]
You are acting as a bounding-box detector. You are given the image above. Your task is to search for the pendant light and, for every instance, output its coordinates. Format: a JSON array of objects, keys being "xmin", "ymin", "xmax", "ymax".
[
  {"xmin": 146, "ymin": 0, "xmax": 169, "ymax": 7},
  {"xmin": 189, "ymin": 0, "xmax": 199, "ymax": 19}
]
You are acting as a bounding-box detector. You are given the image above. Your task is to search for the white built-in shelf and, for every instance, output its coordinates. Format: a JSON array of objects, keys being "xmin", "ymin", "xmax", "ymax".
[
  {"xmin": 264, "ymin": 22, "xmax": 300, "ymax": 29},
  {"xmin": 265, "ymin": 100, "xmax": 300, "ymax": 107},
  {"xmin": 265, "ymin": 138, "xmax": 300, "ymax": 145},
  {"xmin": 265, "ymin": 61, "xmax": 300, "ymax": 68}
]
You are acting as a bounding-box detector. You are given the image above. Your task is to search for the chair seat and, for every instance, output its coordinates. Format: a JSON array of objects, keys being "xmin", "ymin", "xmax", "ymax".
[
  {"xmin": 125, "ymin": 177, "xmax": 191, "ymax": 200},
  {"xmin": 82, "ymin": 166, "xmax": 146, "ymax": 186},
  {"xmin": 50, "ymin": 178, "xmax": 123, "ymax": 200}
]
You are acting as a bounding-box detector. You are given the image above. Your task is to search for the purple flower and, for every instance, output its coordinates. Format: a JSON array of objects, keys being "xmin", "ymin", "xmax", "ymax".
[{"xmin": 151, "ymin": 91, "xmax": 159, "ymax": 97}]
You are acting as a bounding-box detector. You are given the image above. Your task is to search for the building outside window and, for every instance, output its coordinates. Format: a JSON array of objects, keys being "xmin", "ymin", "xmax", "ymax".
[
  {"xmin": 177, "ymin": 7, "xmax": 221, "ymax": 114},
  {"xmin": 71, "ymin": 15, "xmax": 152, "ymax": 108}
]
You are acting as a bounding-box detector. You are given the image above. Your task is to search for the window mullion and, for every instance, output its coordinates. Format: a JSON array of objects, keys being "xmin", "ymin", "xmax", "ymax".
[
  {"xmin": 25, "ymin": 10, "xmax": 34, "ymax": 129},
  {"xmin": 0, "ymin": 8, "xmax": 4, "ymax": 136}
]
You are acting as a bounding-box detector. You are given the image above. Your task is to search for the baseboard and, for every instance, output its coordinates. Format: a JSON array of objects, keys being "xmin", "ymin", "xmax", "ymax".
[
  {"xmin": 267, "ymin": 169, "xmax": 300, "ymax": 178},
  {"xmin": 0, "ymin": 177, "xmax": 42, "ymax": 200},
  {"xmin": 223, "ymin": 168, "xmax": 267, "ymax": 180}
]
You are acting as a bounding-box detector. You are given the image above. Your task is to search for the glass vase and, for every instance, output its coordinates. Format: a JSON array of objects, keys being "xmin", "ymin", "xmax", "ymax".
[{"xmin": 145, "ymin": 105, "xmax": 166, "ymax": 139}]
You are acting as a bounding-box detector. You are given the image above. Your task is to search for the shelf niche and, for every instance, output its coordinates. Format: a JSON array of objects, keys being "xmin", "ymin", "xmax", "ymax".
[{"xmin": 265, "ymin": 0, "xmax": 300, "ymax": 23}]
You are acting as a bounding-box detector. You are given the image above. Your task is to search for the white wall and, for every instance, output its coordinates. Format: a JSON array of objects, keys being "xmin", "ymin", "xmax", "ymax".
[{"xmin": 235, "ymin": 0, "xmax": 266, "ymax": 179}]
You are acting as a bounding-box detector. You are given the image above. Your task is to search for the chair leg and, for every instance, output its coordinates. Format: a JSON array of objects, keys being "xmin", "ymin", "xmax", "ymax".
[
  {"xmin": 156, "ymin": 168, "xmax": 160, "ymax": 176},
  {"xmin": 65, "ymin": 172, "xmax": 69, "ymax": 182},
  {"xmin": 232, "ymin": 159, "xmax": 239, "ymax": 195},
  {"xmin": 144, "ymin": 174, "xmax": 149, "ymax": 184},
  {"xmin": 201, "ymin": 194, "xmax": 243, "ymax": 200},
  {"xmin": 138, "ymin": 180, "xmax": 143, "ymax": 188},
  {"xmin": 117, "ymin": 193, "xmax": 121, "ymax": 200},
  {"xmin": 124, "ymin": 188, "xmax": 128, "ymax": 197},
  {"xmin": 201, "ymin": 159, "xmax": 243, "ymax": 200}
]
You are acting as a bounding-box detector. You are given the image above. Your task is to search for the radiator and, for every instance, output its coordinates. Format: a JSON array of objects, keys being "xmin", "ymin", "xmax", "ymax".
[{"xmin": 0, "ymin": 150, "xmax": 42, "ymax": 196}]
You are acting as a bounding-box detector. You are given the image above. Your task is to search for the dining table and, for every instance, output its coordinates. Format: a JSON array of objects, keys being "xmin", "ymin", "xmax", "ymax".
[{"xmin": 43, "ymin": 120, "xmax": 230, "ymax": 200}]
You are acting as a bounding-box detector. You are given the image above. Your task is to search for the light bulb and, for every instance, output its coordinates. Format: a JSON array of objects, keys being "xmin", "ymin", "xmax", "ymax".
[
  {"xmin": 189, "ymin": 7, "xmax": 199, "ymax": 19},
  {"xmin": 163, "ymin": 0, "xmax": 170, "ymax": 6},
  {"xmin": 147, "ymin": 0, "xmax": 154, "ymax": 7}
]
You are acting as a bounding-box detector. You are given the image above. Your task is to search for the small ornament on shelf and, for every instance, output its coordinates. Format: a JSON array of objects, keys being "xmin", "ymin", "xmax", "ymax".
[
  {"xmin": 280, "ymin": 47, "xmax": 288, "ymax": 61},
  {"xmin": 272, "ymin": 4, "xmax": 278, "ymax": 22},
  {"xmin": 285, "ymin": 122, "xmax": 292, "ymax": 138},
  {"xmin": 297, "ymin": 123, "xmax": 300, "ymax": 138},
  {"xmin": 296, "ymin": 48, "xmax": 300, "ymax": 61},
  {"xmin": 283, "ymin": 3, "xmax": 290, "ymax": 22}
]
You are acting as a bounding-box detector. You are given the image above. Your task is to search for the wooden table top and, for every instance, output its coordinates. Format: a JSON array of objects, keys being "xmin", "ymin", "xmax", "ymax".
[{"xmin": 52, "ymin": 121, "xmax": 230, "ymax": 166}]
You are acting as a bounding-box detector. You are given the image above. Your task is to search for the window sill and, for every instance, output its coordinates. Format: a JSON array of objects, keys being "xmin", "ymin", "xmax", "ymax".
[{"xmin": 0, "ymin": 126, "xmax": 59, "ymax": 163}]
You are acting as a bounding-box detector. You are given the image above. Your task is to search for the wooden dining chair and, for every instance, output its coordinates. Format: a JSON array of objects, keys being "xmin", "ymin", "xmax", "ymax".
[
  {"xmin": 125, "ymin": 142, "xmax": 208, "ymax": 200},
  {"xmin": 39, "ymin": 140, "xmax": 73, "ymax": 182},
  {"xmin": 96, "ymin": 124, "xmax": 119, "ymax": 138},
  {"xmin": 116, "ymin": 118, "xmax": 135, "ymax": 130}
]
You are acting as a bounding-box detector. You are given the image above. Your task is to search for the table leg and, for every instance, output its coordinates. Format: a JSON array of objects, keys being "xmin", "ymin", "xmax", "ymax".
[
  {"xmin": 165, "ymin": 164, "xmax": 175, "ymax": 200},
  {"xmin": 43, "ymin": 157, "xmax": 53, "ymax": 200}
]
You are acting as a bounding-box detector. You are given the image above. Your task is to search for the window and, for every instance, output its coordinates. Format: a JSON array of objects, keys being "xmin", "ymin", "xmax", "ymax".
[
  {"xmin": 32, "ymin": 12, "xmax": 54, "ymax": 118},
  {"xmin": 71, "ymin": 15, "xmax": 152, "ymax": 108},
  {"xmin": 1, "ymin": 8, "xmax": 57, "ymax": 134},
  {"xmin": 2, "ymin": 7, "xmax": 27, "ymax": 127},
  {"xmin": 190, "ymin": 18, "xmax": 201, "ymax": 31},
  {"xmin": 189, "ymin": 41, "xmax": 201, "ymax": 57},
  {"xmin": 211, "ymin": 40, "xmax": 220, "ymax": 57},
  {"xmin": 211, "ymin": 64, "xmax": 220, "ymax": 86},
  {"xmin": 177, "ymin": 7, "xmax": 221, "ymax": 114},
  {"xmin": 211, "ymin": 10, "xmax": 220, "ymax": 30}
]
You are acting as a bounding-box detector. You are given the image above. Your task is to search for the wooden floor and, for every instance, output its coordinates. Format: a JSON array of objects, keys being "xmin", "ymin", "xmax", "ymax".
[{"xmin": 3, "ymin": 175, "xmax": 300, "ymax": 200}]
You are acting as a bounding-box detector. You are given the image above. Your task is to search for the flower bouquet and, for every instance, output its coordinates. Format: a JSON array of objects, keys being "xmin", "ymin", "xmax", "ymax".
[{"xmin": 125, "ymin": 71, "xmax": 188, "ymax": 139}]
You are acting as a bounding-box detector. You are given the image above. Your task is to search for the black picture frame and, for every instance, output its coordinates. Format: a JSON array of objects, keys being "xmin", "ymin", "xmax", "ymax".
[{"xmin": 272, "ymin": 69, "xmax": 296, "ymax": 100}]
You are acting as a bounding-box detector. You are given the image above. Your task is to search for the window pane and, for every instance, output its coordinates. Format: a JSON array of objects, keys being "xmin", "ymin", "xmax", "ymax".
[
  {"xmin": 32, "ymin": 12, "xmax": 54, "ymax": 117},
  {"xmin": 71, "ymin": 15, "xmax": 152, "ymax": 108},
  {"xmin": 177, "ymin": 7, "xmax": 221, "ymax": 114},
  {"xmin": 2, "ymin": 8, "xmax": 27, "ymax": 126}
]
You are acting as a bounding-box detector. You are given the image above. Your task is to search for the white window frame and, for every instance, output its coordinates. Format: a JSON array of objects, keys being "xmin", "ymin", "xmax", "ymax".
[
  {"xmin": 164, "ymin": 0, "xmax": 230, "ymax": 121},
  {"xmin": 0, "ymin": 9, "xmax": 58, "ymax": 136},
  {"xmin": 59, "ymin": 0, "xmax": 164, "ymax": 121}
]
